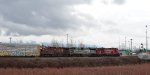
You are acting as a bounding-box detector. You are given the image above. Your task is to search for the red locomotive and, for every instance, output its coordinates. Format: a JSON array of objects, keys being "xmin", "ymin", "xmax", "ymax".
[{"xmin": 96, "ymin": 48, "xmax": 120, "ymax": 56}]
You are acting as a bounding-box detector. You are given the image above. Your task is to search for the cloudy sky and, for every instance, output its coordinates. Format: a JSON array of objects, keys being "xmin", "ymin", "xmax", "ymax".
[{"xmin": 0, "ymin": 0, "xmax": 150, "ymax": 48}]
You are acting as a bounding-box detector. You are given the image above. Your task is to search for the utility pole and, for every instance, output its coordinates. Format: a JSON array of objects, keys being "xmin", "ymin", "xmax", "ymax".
[
  {"xmin": 9, "ymin": 37, "xmax": 12, "ymax": 44},
  {"xmin": 128, "ymin": 41, "xmax": 130, "ymax": 50},
  {"xmin": 70, "ymin": 37, "xmax": 73, "ymax": 48},
  {"xmin": 119, "ymin": 37, "xmax": 120, "ymax": 49},
  {"xmin": 66, "ymin": 34, "xmax": 68, "ymax": 48},
  {"xmin": 130, "ymin": 39, "xmax": 133, "ymax": 51},
  {"xmin": 146, "ymin": 25, "xmax": 148, "ymax": 51},
  {"xmin": 125, "ymin": 37, "xmax": 126, "ymax": 50}
]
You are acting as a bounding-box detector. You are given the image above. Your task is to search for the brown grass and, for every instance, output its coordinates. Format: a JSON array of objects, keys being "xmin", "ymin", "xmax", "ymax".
[
  {"xmin": 0, "ymin": 63, "xmax": 149, "ymax": 75},
  {"xmin": 0, "ymin": 56, "xmax": 143, "ymax": 68}
]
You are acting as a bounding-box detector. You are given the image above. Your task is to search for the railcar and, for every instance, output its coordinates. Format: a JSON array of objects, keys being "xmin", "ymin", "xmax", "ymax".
[{"xmin": 0, "ymin": 43, "xmax": 40, "ymax": 57}]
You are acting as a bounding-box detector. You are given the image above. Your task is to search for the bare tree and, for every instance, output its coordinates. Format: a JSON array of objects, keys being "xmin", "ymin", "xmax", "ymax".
[
  {"xmin": 50, "ymin": 39, "xmax": 60, "ymax": 47},
  {"xmin": 78, "ymin": 41, "xmax": 85, "ymax": 49}
]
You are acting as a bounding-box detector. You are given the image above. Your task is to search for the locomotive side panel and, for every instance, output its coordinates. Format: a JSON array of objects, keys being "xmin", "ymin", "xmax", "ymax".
[
  {"xmin": 72, "ymin": 48, "xmax": 91, "ymax": 57},
  {"xmin": 40, "ymin": 47, "xmax": 64, "ymax": 56}
]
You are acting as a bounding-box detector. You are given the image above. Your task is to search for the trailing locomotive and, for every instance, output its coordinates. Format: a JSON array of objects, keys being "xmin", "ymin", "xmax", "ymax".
[
  {"xmin": 95, "ymin": 48, "xmax": 120, "ymax": 56},
  {"xmin": 0, "ymin": 43, "xmax": 120, "ymax": 57}
]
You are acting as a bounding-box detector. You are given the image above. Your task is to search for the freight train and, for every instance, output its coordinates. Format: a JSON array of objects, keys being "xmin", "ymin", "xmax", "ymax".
[{"xmin": 0, "ymin": 43, "xmax": 120, "ymax": 57}]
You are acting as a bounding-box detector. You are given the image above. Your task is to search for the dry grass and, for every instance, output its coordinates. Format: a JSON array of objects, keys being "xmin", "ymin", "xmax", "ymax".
[
  {"xmin": 0, "ymin": 56, "xmax": 143, "ymax": 68},
  {"xmin": 0, "ymin": 63, "xmax": 149, "ymax": 75}
]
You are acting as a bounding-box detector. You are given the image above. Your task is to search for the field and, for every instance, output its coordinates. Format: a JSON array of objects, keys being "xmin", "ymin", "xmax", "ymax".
[
  {"xmin": 0, "ymin": 63, "xmax": 150, "ymax": 75},
  {"xmin": 0, "ymin": 56, "xmax": 149, "ymax": 75},
  {"xmin": 0, "ymin": 56, "xmax": 143, "ymax": 68}
]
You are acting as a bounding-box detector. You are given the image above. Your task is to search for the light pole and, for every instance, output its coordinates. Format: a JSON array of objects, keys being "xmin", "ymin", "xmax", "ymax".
[
  {"xmin": 128, "ymin": 41, "xmax": 130, "ymax": 50},
  {"xmin": 125, "ymin": 37, "xmax": 126, "ymax": 49},
  {"xmin": 146, "ymin": 25, "xmax": 148, "ymax": 51},
  {"xmin": 66, "ymin": 34, "xmax": 68, "ymax": 48},
  {"xmin": 118, "ymin": 37, "xmax": 120, "ymax": 49},
  {"xmin": 70, "ymin": 37, "xmax": 73, "ymax": 48},
  {"xmin": 130, "ymin": 39, "xmax": 133, "ymax": 51}
]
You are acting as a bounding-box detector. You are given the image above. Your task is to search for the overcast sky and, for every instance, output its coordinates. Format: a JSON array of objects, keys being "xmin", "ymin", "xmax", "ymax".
[{"xmin": 0, "ymin": 0, "xmax": 150, "ymax": 48}]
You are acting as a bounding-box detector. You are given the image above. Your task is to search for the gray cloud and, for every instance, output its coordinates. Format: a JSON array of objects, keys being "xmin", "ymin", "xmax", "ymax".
[
  {"xmin": 113, "ymin": 0, "xmax": 126, "ymax": 5},
  {"xmin": 101, "ymin": 0, "xmax": 126, "ymax": 5},
  {"xmin": 100, "ymin": 19, "xmax": 117, "ymax": 26},
  {"xmin": 0, "ymin": 0, "xmax": 92, "ymax": 36}
]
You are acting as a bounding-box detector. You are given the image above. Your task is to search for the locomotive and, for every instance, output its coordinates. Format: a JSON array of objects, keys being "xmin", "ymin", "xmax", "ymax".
[{"xmin": 40, "ymin": 46, "xmax": 120, "ymax": 57}]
